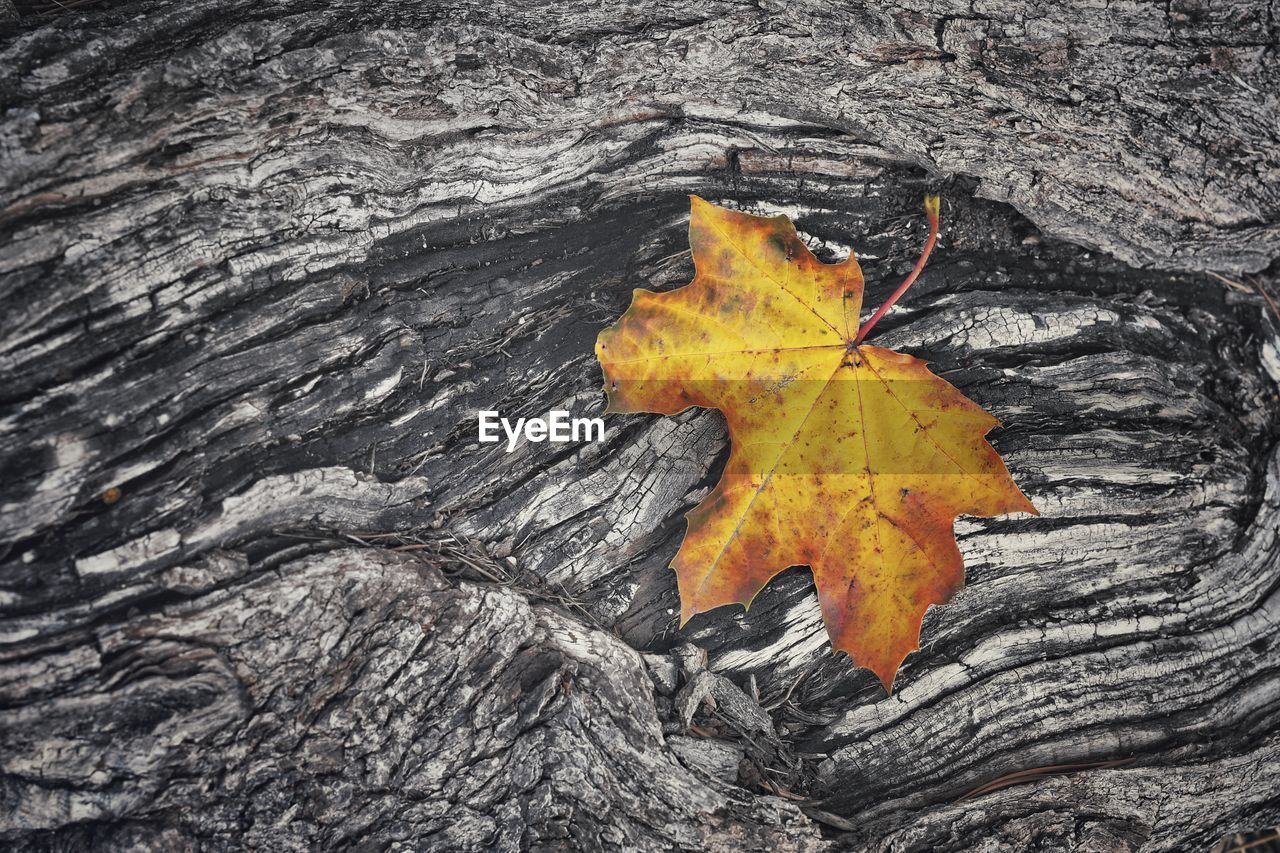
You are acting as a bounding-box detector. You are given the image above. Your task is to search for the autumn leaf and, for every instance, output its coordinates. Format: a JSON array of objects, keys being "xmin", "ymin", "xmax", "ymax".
[{"xmin": 595, "ymin": 195, "xmax": 1037, "ymax": 691}]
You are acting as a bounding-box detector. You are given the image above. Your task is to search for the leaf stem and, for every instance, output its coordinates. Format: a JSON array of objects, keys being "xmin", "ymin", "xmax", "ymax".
[{"xmin": 854, "ymin": 195, "xmax": 941, "ymax": 345}]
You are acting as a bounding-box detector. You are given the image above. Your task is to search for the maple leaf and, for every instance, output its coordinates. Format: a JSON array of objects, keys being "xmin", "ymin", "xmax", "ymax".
[{"xmin": 595, "ymin": 195, "xmax": 1037, "ymax": 691}]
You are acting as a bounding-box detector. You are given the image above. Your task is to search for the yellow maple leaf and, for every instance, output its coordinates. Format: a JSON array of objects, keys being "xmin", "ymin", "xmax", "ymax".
[{"xmin": 595, "ymin": 195, "xmax": 1037, "ymax": 691}]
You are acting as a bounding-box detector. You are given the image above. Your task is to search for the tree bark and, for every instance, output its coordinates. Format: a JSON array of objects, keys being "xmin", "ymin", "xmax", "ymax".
[{"xmin": 1, "ymin": 1, "xmax": 1278, "ymax": 850}]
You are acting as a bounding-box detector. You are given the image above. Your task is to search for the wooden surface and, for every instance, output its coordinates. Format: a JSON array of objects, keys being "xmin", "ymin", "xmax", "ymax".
[{"xmin": 1, "ymin": 1, "xmax": 1278, "ymax": 850}]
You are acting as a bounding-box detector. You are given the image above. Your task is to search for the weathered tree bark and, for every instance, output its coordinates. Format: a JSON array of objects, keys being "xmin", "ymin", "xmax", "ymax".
[{"xmin": 1, "ymin": 1, "xmax": 1278, "ymax": 850}]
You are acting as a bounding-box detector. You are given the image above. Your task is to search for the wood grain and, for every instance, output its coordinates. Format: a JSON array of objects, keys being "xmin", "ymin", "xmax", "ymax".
[{"xmin": 1, "ymin": 1, "xmax": 1278, "ymax": 850}]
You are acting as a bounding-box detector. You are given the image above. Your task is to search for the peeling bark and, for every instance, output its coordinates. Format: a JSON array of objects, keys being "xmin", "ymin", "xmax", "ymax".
[
  {"xmin": 1, "ymin": 549, "xmax": 828, "ymax": 850},
  {"xmin": 1, "ymin": 1, "xmax": 1279, "ymax": 850}
]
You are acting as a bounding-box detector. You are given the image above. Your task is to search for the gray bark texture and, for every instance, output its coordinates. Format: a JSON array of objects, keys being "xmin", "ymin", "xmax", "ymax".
[{"xmin": 1, "ymin": 0, "xmax": 1279, "ymax": 850}]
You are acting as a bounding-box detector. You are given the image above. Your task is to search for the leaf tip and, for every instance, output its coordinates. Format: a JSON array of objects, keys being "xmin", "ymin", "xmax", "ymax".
[
  {"xmin": 869, "ymin": 658, "xmax": 904, "ymax": 695},
  {"xmin": 1012, "ymin": 487, "xmax": 1040, "ymax": 517}
]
